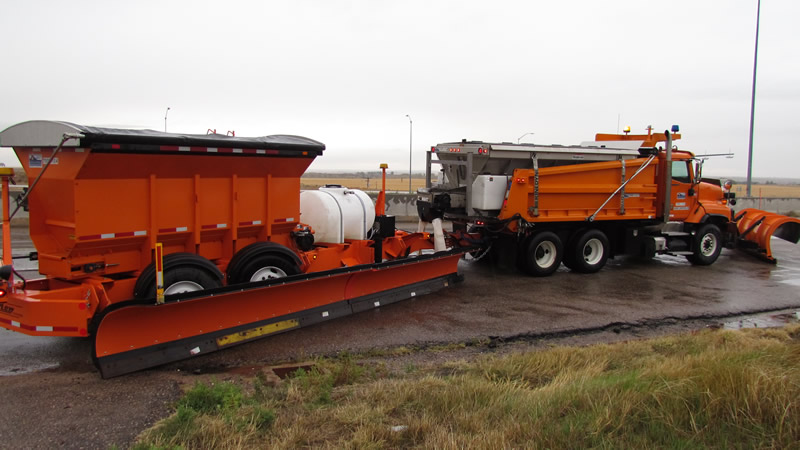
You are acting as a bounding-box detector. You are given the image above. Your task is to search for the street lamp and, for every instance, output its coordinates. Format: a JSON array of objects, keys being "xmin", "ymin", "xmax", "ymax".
[
  {"xmin": 517, "ymin": 132, "xmax": 535, "ymax": 144},
  {"xmin": 746, "ymin": 0, "xmax": 761, "ymax": 197},
  {"xmin": 164, "ymin": 107, "xmax": 171, "ymax": 133},
  {"xmin": 406, "ymin": 114, "xmax": 413, "ymax": 194}
]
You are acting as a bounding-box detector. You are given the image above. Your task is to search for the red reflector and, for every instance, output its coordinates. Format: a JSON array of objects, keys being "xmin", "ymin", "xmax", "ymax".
[
  {"xmin": 476, "ymin": 220, "xmax": 484, "ymax": 226},
  {"xmin": 111, "ymin": 144, "xmax": 121, "ymax": 149},
  {"xmin": 431, "ymin": 146, "xmax": 437, "ymax": 152},
  {"xmin": 516, "ymin": 178, "xmax": 525, "ymax": 183}
]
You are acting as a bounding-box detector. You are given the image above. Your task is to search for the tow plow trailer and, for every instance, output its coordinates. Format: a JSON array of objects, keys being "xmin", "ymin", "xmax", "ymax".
[
  {"xmin": 93, "ymin": 251, "xmax": 463, "ymax": 378},
  {"xmin": 0, "ymin": 120, "xmax": 469, "ymax": 377}
]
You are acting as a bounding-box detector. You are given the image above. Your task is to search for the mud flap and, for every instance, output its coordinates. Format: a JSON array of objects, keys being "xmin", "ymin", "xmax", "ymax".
[
  {"xmin": 735, "ymin": 208, "xmax": 800, "ymax": 263},
  {"xmin": 92, "ymin": 250, "xmax": 465, "ymax": 378}
]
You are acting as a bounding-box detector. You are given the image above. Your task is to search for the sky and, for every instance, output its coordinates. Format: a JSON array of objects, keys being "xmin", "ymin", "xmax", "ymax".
[{"xmin": 0, "ymin": 0, "xmax": 797, "ymax": 178}]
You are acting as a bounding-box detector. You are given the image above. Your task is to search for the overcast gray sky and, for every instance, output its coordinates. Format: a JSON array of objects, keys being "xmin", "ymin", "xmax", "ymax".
[{"xmin": 1, "ymin": 0, "xmax": 796, "ymax": 178}]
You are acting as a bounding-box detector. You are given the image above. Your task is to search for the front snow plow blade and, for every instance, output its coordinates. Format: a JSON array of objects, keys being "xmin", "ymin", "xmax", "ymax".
[
  {"xmin": 92, "ymin": 250, "xmax": 465, "ymax": 378},
  {"xmin": 735, "ymin": 208, "xmax": 800, "ymax": 263}
]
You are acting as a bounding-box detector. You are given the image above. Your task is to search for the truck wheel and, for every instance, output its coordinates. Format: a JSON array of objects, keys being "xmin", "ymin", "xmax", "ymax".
[
  {"xmin": 562, "ymin": 228, "xmax": 587, "ymax": 270},
  {"xmin": 521, "ymin": 231, "xmax": 563, "ymax": 277},
  {"xmin": 687, "ymin": 223, "xmax": 722, "ymax": 266},
  {"xmin": 569, "ymin": 229, "xmax": 610, "ymax": 274},
  {"xmin": 227, "ymin": 242, "xmax": 301, "ymax": 285}
]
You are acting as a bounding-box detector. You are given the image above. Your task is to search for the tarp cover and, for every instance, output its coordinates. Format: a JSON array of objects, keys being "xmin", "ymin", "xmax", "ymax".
[{"xmin": 0, "ymin": 120, "xmax": 325, "ymax": 154}]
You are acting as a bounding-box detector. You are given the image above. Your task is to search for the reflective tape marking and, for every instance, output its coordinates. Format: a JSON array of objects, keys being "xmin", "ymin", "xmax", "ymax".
[
  {"xmin": 79, "ymin": 230, "xmax": 147, "ymax": 240},
  {"xmin": 35, "ymin": 326, "xmax": 53, "ymax": 332},
  {"xmin": 216, "ymin": 319, "xmax": 299, "ymax": 347},
  {"xmin": 159, "ymin": 226, "xmax": 189, "ymax": 233}
]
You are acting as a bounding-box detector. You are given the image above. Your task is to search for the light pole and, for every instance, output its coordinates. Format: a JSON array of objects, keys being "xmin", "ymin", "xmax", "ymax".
[
  {"xmin": 164, "ymin": 107, "xmax": 171, "ymax": 133},
  {"xmin": 517, "ymin": 132, "xmax": 535, "ymax": 144},
  {"xmin": 405, "ymin": 114, "xmax": 413, "ymax": 193},
  {"xmin": 746, "ymin": 0, "xmax": 761, "ymax": 197}
]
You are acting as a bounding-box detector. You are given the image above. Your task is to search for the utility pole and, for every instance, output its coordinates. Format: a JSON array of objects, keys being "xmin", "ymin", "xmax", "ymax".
[
  {"xmin": 164, "ymin": 107, "xmax": 171, "ymax": 133},
  {"xmin": 746, "ymin": 0, "xmax": 761, "ymax": 197},
  {"xmin": 405, "ymin": 115, "xmax": 413, "ymax": 193}
]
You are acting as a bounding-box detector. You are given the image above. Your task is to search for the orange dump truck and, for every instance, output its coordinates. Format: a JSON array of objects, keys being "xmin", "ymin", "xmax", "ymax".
[
  {"xmin": 0, "ymin": 121, "xmax": 467, "ymax": 377},
  {"xmin": 418, "ymin": 126, "xmax": 800, "ymax": 275}
]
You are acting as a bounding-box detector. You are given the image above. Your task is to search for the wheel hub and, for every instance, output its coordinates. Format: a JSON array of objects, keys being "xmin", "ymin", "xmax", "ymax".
[
  {"xmin": 163, "ymin": 280, "xmax": 204, "ymax": 295},
  {"xmin": 583, "ymin": 238, "xmax": 604, "ymax": 265},
  {"xmin": 535, "ymin": 241, "xmax": 556, "ymax": 268},
  {"xmin": 250, "ymin": 266, "xmax": 288, "ymax": 282}
]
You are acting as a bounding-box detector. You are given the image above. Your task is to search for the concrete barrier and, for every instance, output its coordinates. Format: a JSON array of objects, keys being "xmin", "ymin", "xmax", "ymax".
[
  {"xmin": 733, "ymin": 198, "xmax": 800, "ymax": 216},
  {"xmin": 368, "ymin": 192, "xmax": 419, "ymax": 221}
]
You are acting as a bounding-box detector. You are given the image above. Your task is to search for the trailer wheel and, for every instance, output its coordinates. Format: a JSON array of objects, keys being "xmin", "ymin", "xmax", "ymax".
[
  {"xmin": 227, "ymin": 242, "xmax": 301, "ymax": 285},
  {"xmin": 568, "ymin": 229, "xmax": 610, "ymax": 274},
  {"xmin": 134, "ymin": 253, "xmax": 223, "ymax": 299},
  {"xmin": 163, "ymin": 266, "xmax": 222, "ymax": 295},
  {"xmin": 235, "ymin": 254, "xmax": 300, "ymax": 283},
  {"xmin": 521, "ymin": 231, "xmax": 563, "ymax": 277},
  {"xmin": 687, "ymin": 223, "xmax": 722, "ymax": 266}
]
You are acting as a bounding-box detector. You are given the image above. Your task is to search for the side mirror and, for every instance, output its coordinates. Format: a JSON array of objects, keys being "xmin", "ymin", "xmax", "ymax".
[{"xmin": 694, "ymin": 161, "xmax": 703, "ymax": 184}]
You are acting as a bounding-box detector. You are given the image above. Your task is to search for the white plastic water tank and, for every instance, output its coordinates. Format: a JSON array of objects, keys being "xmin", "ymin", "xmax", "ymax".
[
  {"xmin": 471, "ymin": 175, "xmax": 509, "ymax": 210},
  {"xmin": 300, "ymin": 186, "xmax": 375, "ymax": 244}
]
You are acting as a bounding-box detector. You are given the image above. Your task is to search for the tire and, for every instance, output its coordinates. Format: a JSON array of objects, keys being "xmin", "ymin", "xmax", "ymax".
[
  {"xmin": 521, "ymin": 231, "xmax": 563, "ymax": 277},
  {"xmin": 686, "ymin": 223, "xmax": 722, "ymax": 266},
  {"xmin": 562, "ymin": 228, "xmax": 588, "ymax": 271},
  {"xmin": 568, "ymin": 229, "xmax": 610, "ymax": 274},
  {"xmin": 227, "ymin": 243, "xmax": 301, "ymax": 285},
  {"xmin": 134, "ymin": 252, "xmax": 223, "ymax": 299},
  {"xmin": 162, "ymin": 266, "xmax": 223, "ymax": 295},
  {"xmin": 231, "ymin": 254, "xmax": 300, "ymax": 284}
]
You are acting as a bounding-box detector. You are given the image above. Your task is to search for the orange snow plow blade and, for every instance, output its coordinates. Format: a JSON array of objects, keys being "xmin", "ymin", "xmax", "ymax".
[
  {"xmin": 92, "ymin": 250, "xmax": 464, "ymax": 378},
  {"xmin": 735, "ymin": 208, "xmax": 800, "ymax": 263}
]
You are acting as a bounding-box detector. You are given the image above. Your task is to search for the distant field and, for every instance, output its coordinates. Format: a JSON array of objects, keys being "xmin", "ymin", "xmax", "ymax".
[
  {"xmin": 301, "ymin": 177, "xmax": 427, "ymax": 193},
  {"xmin": 730, "ymin": 184, "xmax": 800, "ymax": 198}
]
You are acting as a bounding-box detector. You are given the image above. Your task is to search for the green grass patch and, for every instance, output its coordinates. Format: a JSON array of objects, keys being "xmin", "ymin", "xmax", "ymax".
[{"xmin": 136, "ymin": 325, "xmax": 800, "ymax": 449}]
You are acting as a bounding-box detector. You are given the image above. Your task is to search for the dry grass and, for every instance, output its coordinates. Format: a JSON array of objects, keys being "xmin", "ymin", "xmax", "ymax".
[{"xmin": 135, "ymin": 325, "xmax": 800, "ymax": 449}]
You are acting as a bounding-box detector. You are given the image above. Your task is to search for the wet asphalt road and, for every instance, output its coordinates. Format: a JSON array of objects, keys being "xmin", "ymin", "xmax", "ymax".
[
  {"xmin": 1, "ymin": 227, "xmax": 799, "ymax": 448},
  {"xmin": 1, "ymin": 228, "xmax": 798, "ymax": 376}
]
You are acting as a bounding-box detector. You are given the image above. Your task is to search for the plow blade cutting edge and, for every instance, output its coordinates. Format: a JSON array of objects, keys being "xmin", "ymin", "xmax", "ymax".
[
  {"xmin": 92, "ymin": 249, "xmax": 465, "ymax": 378},
  {"xmin": 735, "ymin": 208, "xmax": 800, "ymax": 263}
]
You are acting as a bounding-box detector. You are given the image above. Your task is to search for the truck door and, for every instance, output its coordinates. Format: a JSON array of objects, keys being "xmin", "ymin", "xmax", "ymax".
[{"xmin": 669, "ymin": 160, "xmax": 693, "ymax": 221}]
